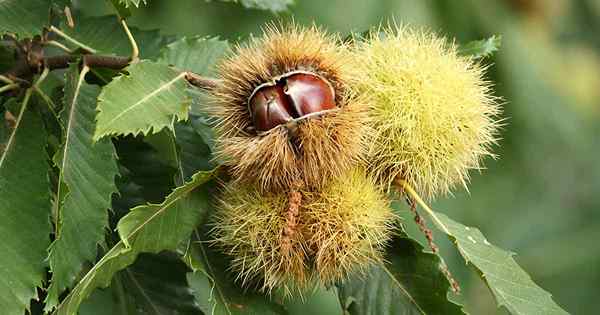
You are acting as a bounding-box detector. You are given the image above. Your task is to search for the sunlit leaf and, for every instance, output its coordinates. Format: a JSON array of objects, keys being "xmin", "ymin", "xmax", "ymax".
[
  {"xmin": 338, "ymin": 236, "xmax": 464, "ymax": 315},
  {"xmin": 0, "ymin": 91, "xmax": 52, "ymax": 315},
  {"xmin": 54, "ymin": 169, "xmax": 216, "ymax": 315},
  {"xmin": 45, "ymin": 64, "xmax": 120, "ymax": 309},
  {"xmin": 94, "ymin": 60, "xmax": 191, "ymax": 140}
]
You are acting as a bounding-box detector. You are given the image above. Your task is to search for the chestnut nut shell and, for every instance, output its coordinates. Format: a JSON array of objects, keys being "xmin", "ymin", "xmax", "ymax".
[{"xmin": 248, "ymin": 71, "xmax": 336, "ymax": 132}]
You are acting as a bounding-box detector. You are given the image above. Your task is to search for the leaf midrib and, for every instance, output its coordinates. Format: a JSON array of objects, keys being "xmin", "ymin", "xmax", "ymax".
[
  {"xmin": 194, "ymin": 229, "xmax": 233, "ymax": 315},
  {"xmin": 97, "ymin": 71, "xmax": 187, "ymax": 134},
  {"xmin": 56, "ymin": 177, "xmax": 203, "ymax": 314},
  {"xmin": 125, "ymin": 269, "xmax": 162, "ymax": 315},
  {"xmin": 54, "ymin": 67, "xmax": 89, "ymax": 233},
  {"xmin": 382, "ymin": 265, "xmax": 426, "ymax": 315}
]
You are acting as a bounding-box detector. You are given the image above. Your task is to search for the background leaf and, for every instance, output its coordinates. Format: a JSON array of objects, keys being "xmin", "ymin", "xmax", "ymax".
[
  {"xmin": 0, "ymin": 0, "xmax": 52, "ymax": 38},
  {"xmin": 119, "ymin": 0, "xmax": 148, "ymax": 8},
  {"xmin": 185, "ymin": 230, "xmax": 288, "ymax": 315},
  {"xmin": 434, "ymin": 212, "xmax": 568, "ymax": 315},
  {"xmin": 59, "ymin": 15, "xmax": 168, "ymax": 59},
  {"xmin": 233, "ymin": 0, "xmax": 294, "ymax": 13},
  {"xmin": 94, "ymin": 60, "xmax": 190, "ymax": 140},
  {"xmin": 80, "ymin": 252, "xmax": 201, "ymax": 315},
  {"xmin": 154, "ymin": 35, "xmax": 229, "ymax": 179},
  {"xmin": 459, "ymin": 35, "xmax": 502, "ymax": 59},
  {"xmin": 0, "ymin": 92, "xmax": 52, "ymax": 315},
  {"xmin": 158, "ymin": 36, "xmax": 229, "ymax": 75},
  {"xmin": 338, "ymin": 236, "xmax": 464, "ymax": 315},
  {"xmin": 109, "ymin": 0, "xmax": 133, "ymax": 20},
  {"xmin": 55, "ymin": 170, "xmax": 215, "ymax": 315},
  {"xmin": 45, "ymin": 65, "xmax": 120, "ymax": 309}
]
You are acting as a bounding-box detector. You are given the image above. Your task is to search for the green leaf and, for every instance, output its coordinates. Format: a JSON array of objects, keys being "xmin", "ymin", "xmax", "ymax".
[
  {"xmin": 338, "ymin": 236, "xmax": 464, "ymax": 315},
  {"xmin": 94, "ymin": 60, "xmax": 191, "ymax": 140},
  {"xmin": 434, "ymin": 212, "xmax": 569, "ymax": 315},
  {"xmin": 109, "ymin": 0, "xmax": 132, "ymax": 19},
  {"xmin": 222, "ymin": 0, "xmax": 293, "ymax": 13},
  {"xmin": 113, "ymin": 136, "xmax": 176, "ymax": 210},
  {"xmin": 119, "ymin": 0, "xmax": 148, "ymax": 8},
  {"xmin": 158, "ymin": 36, "xmax": 229, "ymax": 75},
  {"xmin": 175, "ymin": 122, "xmax": 213, "ymax": 178},
  {"xmin": 45, "ymin": 65, "xmax": 120, "ymax": 309},
  {"xmin": 59, "ymin": 15, "xmax": 167, "ymax": 58},
  {"xmin": 54, "ymin": 169, "xmax": 216, "ymax": 315},
  {"xmin": 0, "ymin": 90, "xmax": 52, "ymax": 315},
  {"xmin": 189, "ymin": 112, "xmax": 216, "ymax": 152},
  {"xmin": 80, "ymin": 253, "xmax": 201, "ymax": 315},
  {"xmin": 157, "ymin": 35, "xmax": 227, "ymax": 160},
  {"xmin": 184, "ymin": 230, "xmax": 288, "ymax": 315},
  {"xmin": 78, "ymin": 275, "xmax": 136, "ymax": 315},
  {"xmin": 0, "ymin": 0, "xmax": 51, "ymax": 38},
  {"xmin": 145, "ymin": 123, "xmax": 213, "ymax": 184},
  {"xmin": 459, "ymin": 35, "xmax": 502, "ymax": 59},
  {"xmin": 1, "ymin": 107, "xmax": 11, "ymax": 149}
]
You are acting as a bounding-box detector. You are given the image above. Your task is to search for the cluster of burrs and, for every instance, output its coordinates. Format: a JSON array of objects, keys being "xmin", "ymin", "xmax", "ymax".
[{"xmin": 208, "ymin": 24, "xmax": 500, "ymax": 294}]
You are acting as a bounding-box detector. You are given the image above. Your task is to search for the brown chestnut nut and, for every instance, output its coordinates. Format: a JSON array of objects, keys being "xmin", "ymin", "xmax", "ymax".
[
  {"xmin": 248, "ymin": 71, "xmax": 336, "ymax": 132},
  {"xmin": 249, "ymin": 85, "xmax": 294, "ymax": 132},
  {"xmin": 284, "ymin": 72, "xmax": 336, "ymax": 117}
]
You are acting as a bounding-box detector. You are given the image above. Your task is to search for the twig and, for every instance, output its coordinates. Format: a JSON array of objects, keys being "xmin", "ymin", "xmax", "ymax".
[
  {"xmin": 396, "ymin": 178, "xmax": 450, "ymax": 234},
  {"xmin": 35, "ymin": 67, "xmax": 50, "ymax": 86},
  {"xmin": 0, "ymin": 83, "xmax": 19, "ymax": 94},
  {"xmin": 64, "ymin": 6, "xmax": 75, "ymax": 28},
  {"xmin": 0, "ymin": 74, "xmax": 14, "ymax": 85},
  {"xmin": 396, "ymin": 178, "xmax": 461, "ymax": 293},
  {"xmin": 3, "ymin": 39, "xmax": 220, "ymax": 92},
  {"xmin": 33, "ymin": 67, "xmax": 64, "ymax": 130},
  {"xmin": 120, "ymin": 19, "xmax": 139, "ymax": 63},
  {"xmin": 45, "ymin": 40, "xmax": 74, "ymax": 53},
  {"xmin": 406, "ymin": 196, "xmax": 438, "ymax": 254},
  {"xmin": 185, "ymin": 72, "xmax": 221, "ymax": 90},
  {"xmin": 48, "ymin": 26, "xmax": 97, "ymax": 53}
]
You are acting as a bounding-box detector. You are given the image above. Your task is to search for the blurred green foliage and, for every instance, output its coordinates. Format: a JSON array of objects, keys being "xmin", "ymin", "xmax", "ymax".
[{"xmin": 77, "ymin": 1, "xmax": 600, "ymax": 313}]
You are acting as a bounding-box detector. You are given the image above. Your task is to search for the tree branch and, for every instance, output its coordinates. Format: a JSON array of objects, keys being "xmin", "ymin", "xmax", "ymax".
[
  {"xmin": 184, "ymin": 72, "xmax": 221, "ymax": 90},
  {"xmin": 1, "ymin": 34, "xmax": 219, "ymax": 92},
  {"xmin": 2, "ymin": 51, "xmax": 219, "ymax": 92}
]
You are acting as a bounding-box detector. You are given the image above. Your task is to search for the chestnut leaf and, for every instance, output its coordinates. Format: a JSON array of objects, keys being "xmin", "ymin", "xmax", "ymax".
[
  {"xmin": 45, "ymin": 64, "xmax": 120, "ymax": 310},
  {"xmin": 58, "ymin": 15, "xmax": 168, "ymax": 59},
  {"xmin": 459, "ymin": 35, "xmax": 502, "ymax": 59},
  {"xmin": 184, "ymin": 229, "xmax": 288, "ymax": 315},
  {"xmin": 0, "ymin": 92, "xmax": 52, "ymax": 315},
  {"xmin": 337, "ymin": 236, "xmax": 465, "ymax": 315},
  {"xmin": 54, "ymin": 169, "xmax": 217, "ymax": 315},
  {"xmin": 158, "ymin": 36, "xmax": 229, "ymax": 76},
  {"xmin": 0, "ymin": 0, "xmax": 62, "ymax": 38},
  {"xmin": 432, "ymin": 213, "xmax": 569, "ymax": 315},
  {"xmin": 94, "ymin": 60, "xmax": 191, "ymax": 141}
]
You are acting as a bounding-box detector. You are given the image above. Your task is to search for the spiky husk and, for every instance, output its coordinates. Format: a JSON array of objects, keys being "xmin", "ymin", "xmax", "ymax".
[
  {"xmin": 350, "ymin": 25, "xmax": 501, "ymax": 199},
  {"xmin": 304, "ymin": 168, "xmax": 395, "ymax": 286},
  {"xmin": 210, "ymin": 24, "xmax": 368, "ymax": 192},
  {"xmin": 212, "ymin": 168, "xmax": 395, "ymax": 293},
  {"xmin": 211, "ymin": 182, "xmax": 311, "ymax": 294}
]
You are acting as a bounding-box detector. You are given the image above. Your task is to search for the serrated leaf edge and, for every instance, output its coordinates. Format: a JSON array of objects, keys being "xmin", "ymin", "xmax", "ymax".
[{"xmin": 93, "ymin": 65, "xmax": 190, "ymax": 141}]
